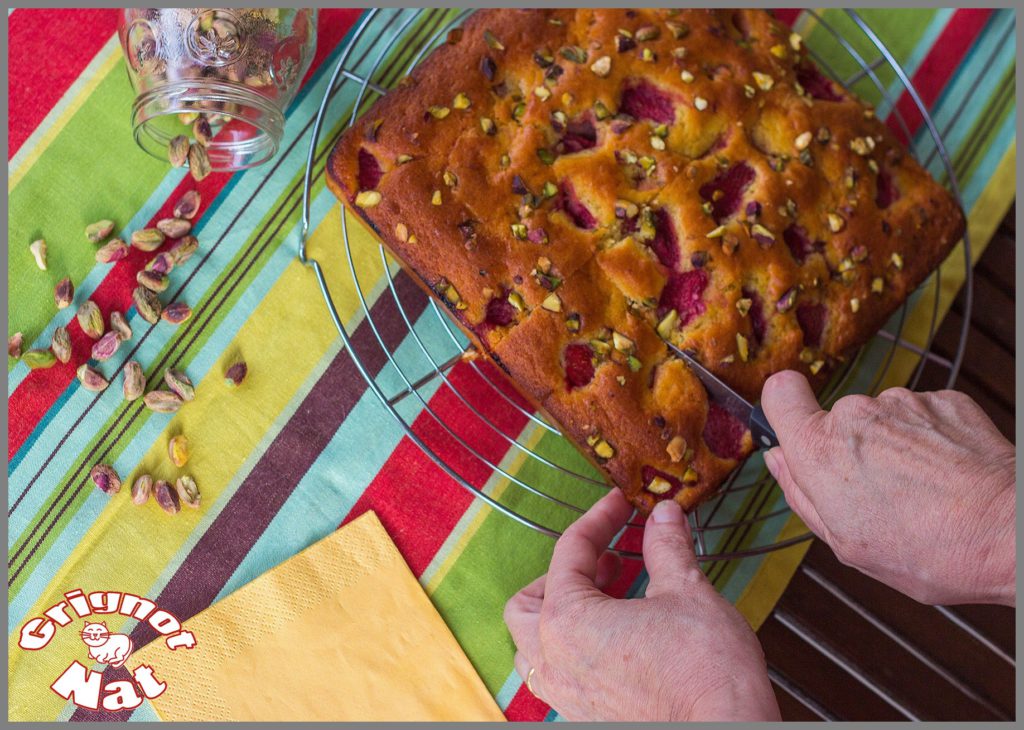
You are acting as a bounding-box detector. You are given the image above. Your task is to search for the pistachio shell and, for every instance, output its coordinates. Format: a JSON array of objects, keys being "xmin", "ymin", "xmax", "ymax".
[{"xmin": 175, "ymin": 475, "xmax": 201, "ymax": 509}]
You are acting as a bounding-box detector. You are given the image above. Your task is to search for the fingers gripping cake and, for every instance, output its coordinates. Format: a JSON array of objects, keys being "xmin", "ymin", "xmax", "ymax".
[{"xmin": 327, "ymin": 9, "xmax": 965, "ymax": 512}]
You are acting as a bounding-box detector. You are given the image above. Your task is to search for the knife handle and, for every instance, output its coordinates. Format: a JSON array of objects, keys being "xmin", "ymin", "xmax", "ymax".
[{"xmin": 749, "ymin": 404, "xmax": 779, "ymax": 450}]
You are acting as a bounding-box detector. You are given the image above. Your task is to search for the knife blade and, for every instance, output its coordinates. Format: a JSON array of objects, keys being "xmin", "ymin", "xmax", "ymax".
[{"xmin": 665, "ymin": 342, "xmax": 779, "ymax": 450}]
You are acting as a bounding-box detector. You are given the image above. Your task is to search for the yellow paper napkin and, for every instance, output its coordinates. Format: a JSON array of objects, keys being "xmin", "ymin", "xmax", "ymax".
[{"xmin": 133, "ymin": 511, "xmax": 505, "ymax": 721}]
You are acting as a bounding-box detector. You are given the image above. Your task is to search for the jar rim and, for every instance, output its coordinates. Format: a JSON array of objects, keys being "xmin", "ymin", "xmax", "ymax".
[{"xmin": 131, "ymin": 80, "xmax": 285, "ymax": 172}]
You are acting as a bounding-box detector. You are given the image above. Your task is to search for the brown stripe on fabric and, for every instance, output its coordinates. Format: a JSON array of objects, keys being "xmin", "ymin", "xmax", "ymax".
[
  {"xmin": 9, "ymin": 8, "xmax": 426, "ymax": 583},
  {"xmin": 70, "ymin": 267, "xmax": 435, "ymax": 721}
]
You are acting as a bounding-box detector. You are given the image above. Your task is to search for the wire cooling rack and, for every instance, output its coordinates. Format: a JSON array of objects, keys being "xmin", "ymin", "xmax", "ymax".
[{"xmin": 297, "ymin": 9, "xmax": 972, "ymax": 562}]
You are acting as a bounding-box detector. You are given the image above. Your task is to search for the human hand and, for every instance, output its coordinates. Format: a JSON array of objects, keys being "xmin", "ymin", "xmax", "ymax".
[
  {"xmin": 762, "ymin": 370, "xmax": 1016, "ymax": 607},
  {"xmin": 503, "ymin": 490, "xmax": 780, "ymax": 721}
]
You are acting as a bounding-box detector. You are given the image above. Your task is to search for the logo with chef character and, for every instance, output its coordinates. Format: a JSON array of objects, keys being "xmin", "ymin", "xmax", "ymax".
[{"xmin": 18, "ymin": 588, "xmax": 197, "ymax": 712}]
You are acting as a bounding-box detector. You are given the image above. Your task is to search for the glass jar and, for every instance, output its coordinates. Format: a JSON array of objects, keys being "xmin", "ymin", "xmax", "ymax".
[{"xmin": 118, "ymin": 8, "xmax": 317, "ymax": 172}]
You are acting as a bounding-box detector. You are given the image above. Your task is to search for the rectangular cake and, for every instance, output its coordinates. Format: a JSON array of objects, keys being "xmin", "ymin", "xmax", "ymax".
[{"xmin": 326, "ymin": 8, "xmax": 965, "ymax": 512}]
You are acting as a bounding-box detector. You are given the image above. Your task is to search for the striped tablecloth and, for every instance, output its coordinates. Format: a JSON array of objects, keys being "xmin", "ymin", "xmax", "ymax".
[{"xmin": 7, "ymin": 8, "xmax": 1016, "ymax": 721}]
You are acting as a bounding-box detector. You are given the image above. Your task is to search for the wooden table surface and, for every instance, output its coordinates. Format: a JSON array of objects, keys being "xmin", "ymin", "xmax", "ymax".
[{"xmin": 760, "ymin": 206, "xmax": 1016, "ymax": 721}]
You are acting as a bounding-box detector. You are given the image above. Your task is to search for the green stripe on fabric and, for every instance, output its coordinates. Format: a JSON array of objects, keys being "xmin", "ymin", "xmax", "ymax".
[{"xmin": 7, "ymin": 63, "xmax": 168, "ymax": 352}]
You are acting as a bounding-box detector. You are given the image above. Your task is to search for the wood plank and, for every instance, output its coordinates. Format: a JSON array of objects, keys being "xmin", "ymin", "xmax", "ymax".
[
  {"xmin": 802, "ymin": 542, "xmax": 1015, "ymax": 717},
  {"xmin": 759, "ymin": 615, "xmax": 905, "ymax": 720},
  {"xmin": 953, "ymin": 271, "xmax": 1016, "ymax": 353},
  {"xmin": 974, "ymin": 227, "xmax": 1016, "ymax": 295},
  {"xmin": 770, "ymin": 675, "xmax": 826, "ymax": 721},
  {"xmin": 775, "ymin": 566, "xmax": 1002, "ymax": 720},
  {"xmin": 931, "ymin": 308, "xmax": 1015, "ymax": 408}
]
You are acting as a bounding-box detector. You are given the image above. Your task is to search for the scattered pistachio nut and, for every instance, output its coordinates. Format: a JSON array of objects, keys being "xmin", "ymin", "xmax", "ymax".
[
  {"xmin": 162, "ymin": 302, "xmax": 193, "ymax": 325},
  {"xmin": 593, "ymin": 439, "xmax": 615, "ymax": 460},
  {"xmin": 168, "ymin": 435, "xmax": 190, "ymax": 467},
  {"xmin": 590, "ymin": 55, "xmax": 612, "ymax": 77},
  {"xmin": 666, "ymin": 435, "xmax": 687, "ymax": 462},
  {"xmin": 168, "ymin": 235, "xmax": 199, "ymax": 265},
  {"xmin": 137, "ymin": 270, "xmax": 170, "ymax": 293},
  {"xmin": 109, "ymin": 311, "xmax": 132, "ymax": 341},
  {"xmin": 157, "ymin": 218, "xmax": 192, "ymax": 240},
  {"xmin": 188, "ymin": 143, "xmax": 212, "ymax": 181},
  {"xmin": 23, "ymin": 349, "xmax": 57, "ymax": 369},
  {"xmin": 646, "ymin": 476, "xmax": 672, "ymax": 495},
  {"xmin": 164, "ymin": 368, "xmax": 195, "ymax": 401},
  {"xmin": 154, "ymin": 479, "xmax": 180, "ymax": 514},
  {"xmin": 90, "ymin": 464, "xmax": 122, "ymax": 495},
  {"xmin": 131, "ymin": 474, "xmax": 154, "ymax": 505},
  {"xmin": 131, "ymin": 228, "xmax": 166, "ymax": 252},
  {"xmin": 168, "ymin": 135, "xmax": 190, "ymax": 167},
  {"xmin": 51, "ymin": 325, "xmax": 72, "ymax": 364},
  {"xmin": 95, "ymin": 239, "xmax": 130, "ymax": 263},
  {"xmin": 173, "ymin": 190, "xmax": 201, "ymax": 220},
  {"xmin": 29, "ymin": 239, "xmax": 48, "ymax": 270},
  {"xmin": 146, "ymin": 252, "xmax": 176, "ymax": 275},
  {"xmin": 54, "ymin": 277, "xmax": 74, "ymax": 310},
  {"xmin": 91, "ymin": 331, "xmax": 120, "ymax": 362},
  {"xmin": 693, "ymin": 96, "xmax": 709, "ymax": 111},
  {"xmin": 225, "ymin": 361, "xmax": 248, "ymax": 387},
  {"xmin": 85, "ymin": 220, "xmax": 115, "ymax": 243},
  {"xmin": 133, "ymin": 286, "xmax": 163, "ymax": 324},
  {"xmin": 144, "ymin": 389, "xmax": 184, "ymax": 413},
  {"xmin": 175, "ymin": 475, "xmax": 201, "ymax": 509},
  {"xmin": 123, "ymin": 360, "xmax": 145, "ymax": 401},
  {"xmin": 8, "ymin": 332, "xmax": 24, "ymax": 359},
  {"xmin": 77, "ymin": 300, "xmax": 105, "ymax": 339},
  {"xmin": 77, "ymin": 363, "xmax": 109, "ymax": 391},
  {"xmin": 193, "ymin": 116, "xmax": 213, "ymax": 146}
]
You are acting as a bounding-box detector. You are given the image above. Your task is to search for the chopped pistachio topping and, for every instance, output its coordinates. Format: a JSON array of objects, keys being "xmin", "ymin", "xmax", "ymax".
[
  {"xmin": 483, "ymin": 30, "xmax": 505, "ymax": 51},
  {"xmin": 500, "ymin": 154, "xmax": 511, "ymax": 168},
  {"xmin": 646, "ymin": 476, "xmax": 672, "ymax": 495},
  {"xmin": 453, "ymin": 92, "xmax": 471, "ymax": 109},
  {"xmin": 594, "ymin": 100, "xmax": 611, "ymax": 120},
  {"xmin": 736, "ymin": 333, "xmax": 749, "ymax": 362},
  {"xmin": 534, "ymin": 85, "xmax": 552, "ymax": 101},
  {"xmin": 891, "ymin": 252, "xmax": 904, "ymax": 270},
  {"xmin": 657, "ymin": 310, "xmax": 679, "ymax": 339},
  {"xmin": 827, "ymin": 213, "xmax": 846, "ymax": 232},
  {"xmin": 770, "ymin": 44, "xmax": 787, "ymax": 59},
  {"xmin": 650, "ymin": 135, "xmax": 666, "ymax": 151},
  {"xmin": 593, "ymin": 439, "xmax": 615, "ymax": 460},
  {"xmin": 736, "ymin": 297, "xmax": 752, "ymax": 316},
  {"xmin": 590, "ymin": 55, "xmax": 612, "ymax": 77},
  {"xmin": 512, "ymin": 102, "xmax": 526, "ymax": 122},
  {"xmin": 507, "ymin": 291, "xmax": 525, "ymax": 311},
  {"xmin": 560, "ymin": 45, "xmax": 588, "ymax": 64},
  {"xmin": 566, "ymin": 313, "xmax": 581, "ymax": 332},
  {"xmin": 849, "ymin": 137, "xmax": 871, "ymax": 155},
  {"xmin": 809, "ymin": 359, "xmax": 825, "ymax": 375},
  {"xmin": 396, "ymin": 153, "xmax": 413, "ymax": 164},
  {"xmin": 789, "ymin": 32, "xmax": 803, "ymax": 51},
  {"xmin": 680, "ymin": 69, "xmax": 695, "ymax": 83},
  {"xmin": 480, "ymin": 117, "xmax": 497, "ymax": 135},
  {"xmin": 871, "ymin": 276, "xmax": 885, "ymax": 294},
  {"xmin": 693, "ymin": 96, "xmax": 709, "ymax": 111},
  {"xmin": 510, "ymin": 223, "xmax": 528, "ymax": 240},
  {"xmin": 542, "ymin": 181, "xmax": 558, "ymax": 198},
  {"xmin": 794, "ymin": 131, "xmax": 813, "ymax": 151},
  {"xmin": 612, "ymin": 331, "xmax": 634, "ymax": 353},
  {"xmin": 867, "ymin": 159, "xmax": 879, "ymax": 174},
  {"xmin": 428, "ymin": 105, "xmax": 450, "ymax": 120},
  {"xmin": 743, "ymin": 84, "xmax": 756, "ymax": 99},
  {"xmin": 682, "ymin": 467, "xmax": 699, "ymax": 484},
  {"xmin": 667, "ymin": 435, "xmax": 687, "ymax": 462},
  {"xmin": 752, "ymin": 71, "xmax": 774, "ymax": 91},
  {"xmin": 431, "ymin": 190, "xmax": 442, "ymax": 206},
  {"xmin": 627, "ymin": 355, "xmax": 642, "ymax": 372},
  {"xmin": 443, "ymin": 170, "xmax": 458, "ymax": 187},
  {"xmin": 666, "ymin": 20, "xmax": 690, "ymax": 39},
  {"xmin": 706, "ymin": 224, "xmax": 727, "ymax": 239},
  {"xmin": 799, "ymin": 347, "xmax": 815, "ymax": 364},
  {"xmin": 641, "ymin": 48, "xmax": 655, "ymax": 62},
  {"xmin": 850, "ymin": 297, "xmax": 861, "ymax": 313},
  {"xmin": 354, "ymin": 190, "xmax": 381, "ymax": 208},
  {"xmin": 541, "ymin": 293, "xmax": 562, "ymax": 312},
  {"xmin": 750, "ymin": 223, "xmax": 775, "ymax": 241},
  {"xmin": 395, "ymin": 223, "xmax": 409, "ymax": 242}
]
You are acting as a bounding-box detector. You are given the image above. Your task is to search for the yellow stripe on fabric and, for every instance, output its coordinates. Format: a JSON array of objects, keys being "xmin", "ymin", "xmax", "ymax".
[
  {"xmin": 730, "ymin": 141, "xmax": 1016, "ymax": 634},
  {"xmin": 8, "ymin": 39, "xmax": 122, "ymax": 193},
  {"xmin": 7, "ymin": 207, "xmax": 386, "ymax": 721}
]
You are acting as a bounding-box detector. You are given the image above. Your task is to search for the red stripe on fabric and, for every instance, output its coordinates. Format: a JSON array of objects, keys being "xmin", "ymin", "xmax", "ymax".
[
  {"xmin": 305, "ymin": 9, "xmax": 365, "ymax": 85},
  {"xmin": 771, "ymin": 9, "xmax": 802, "ymax": 26},
  {"xmin": 888, "ymin": 8, "xmax": 992, "ymax": 144},
  {"xmin": 8, "ymin": 9, "xmax": 119, "ymax": 159},
  {"xmin": 6, "ymin": 172, "xmax": 230, "ymax": 461},
  {"xmin": 8, "ymin": 10, "xmax": 362, "ymax": 460},
  {"xmin": 341, "ymin": 360, "xmax": 532, "ymax": 576},
  {"xmin": 505, "ymin": 684, "xmax": 552, "ymax": 722}
]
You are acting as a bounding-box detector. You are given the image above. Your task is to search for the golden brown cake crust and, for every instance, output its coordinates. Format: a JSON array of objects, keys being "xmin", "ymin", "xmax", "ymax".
[{"xmin": 327, "ymin": 8, "xmax": 965, "ymax": 513}]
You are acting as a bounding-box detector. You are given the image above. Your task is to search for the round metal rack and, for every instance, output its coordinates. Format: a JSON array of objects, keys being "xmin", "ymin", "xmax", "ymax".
[{"xmin": 298, "ymin": 9, "xmax": 972, "ymax": 561}]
